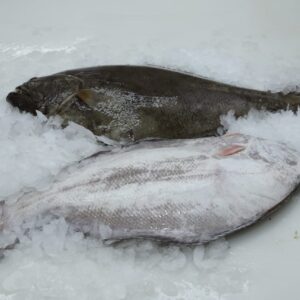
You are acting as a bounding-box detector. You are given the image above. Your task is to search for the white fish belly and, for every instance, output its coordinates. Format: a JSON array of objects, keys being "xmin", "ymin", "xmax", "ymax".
[{"xmin": 3, "ymin": 133, "xmax": 300, "ymax": 243}]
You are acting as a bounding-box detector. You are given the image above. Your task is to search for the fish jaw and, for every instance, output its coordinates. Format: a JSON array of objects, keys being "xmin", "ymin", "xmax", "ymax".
[{"xmin": 6, "ymin": 91, "xmax": 39, "ymax": 115}]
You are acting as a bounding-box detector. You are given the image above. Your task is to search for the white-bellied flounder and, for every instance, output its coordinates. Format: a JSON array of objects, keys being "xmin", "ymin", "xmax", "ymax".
[
  {"xmin": 1, "ymin": 133, "xmax": 300, "ymax": 244},
  {"xmin": 6, "ymin": 65, "xmax": 300, "ymax": 141}
]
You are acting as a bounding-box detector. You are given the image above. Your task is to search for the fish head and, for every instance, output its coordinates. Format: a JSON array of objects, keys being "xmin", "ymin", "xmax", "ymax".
[{"xmin": 6, "ymin": 74, "xmax": 83, "ymax": 116}]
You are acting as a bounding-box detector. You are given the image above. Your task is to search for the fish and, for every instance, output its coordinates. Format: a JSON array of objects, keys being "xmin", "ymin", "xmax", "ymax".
[
  {"xmin": 6, "ymin": 65, "xmax": 300, "ymax": 142},
  {"xmin": 1, "ymin": 133, "xmax": 300, "ymax": 244}
]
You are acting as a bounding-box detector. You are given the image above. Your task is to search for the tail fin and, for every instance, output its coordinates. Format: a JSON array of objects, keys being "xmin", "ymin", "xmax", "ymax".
[{"xmin": 282, "ymin": 92, "xmax": 300, "ymax": 112}]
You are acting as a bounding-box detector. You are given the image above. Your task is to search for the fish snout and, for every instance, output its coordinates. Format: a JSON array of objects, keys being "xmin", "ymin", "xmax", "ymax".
[{"xmin": 6, "ymin": 91, "xmax": 38, "ymax": 115}]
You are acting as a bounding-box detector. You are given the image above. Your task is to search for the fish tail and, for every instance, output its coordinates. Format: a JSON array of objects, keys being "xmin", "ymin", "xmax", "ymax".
[{"xmin": 281, "ymin": 92, "xmax": 300, "ymax": 112}]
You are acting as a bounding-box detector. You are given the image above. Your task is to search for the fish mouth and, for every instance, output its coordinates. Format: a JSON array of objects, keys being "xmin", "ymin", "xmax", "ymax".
[{"xmin": 6, "ymin": 88, "xmax": 38, "ymax": 115}]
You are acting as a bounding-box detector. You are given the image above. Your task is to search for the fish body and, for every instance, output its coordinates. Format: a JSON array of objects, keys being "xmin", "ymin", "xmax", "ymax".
[
  {"xmin": 2, "ymin": 134, "xmax": 300, "ymax": 244},
  {"xmin": 6, "ymin": 65, "xmax": 300, "ymax": 141}
]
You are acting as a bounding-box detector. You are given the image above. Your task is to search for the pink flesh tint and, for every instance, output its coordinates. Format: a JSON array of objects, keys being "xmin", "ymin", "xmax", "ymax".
[{"xmin": 217, "ymin": 144, "xmax": 246, "ymax": 156}]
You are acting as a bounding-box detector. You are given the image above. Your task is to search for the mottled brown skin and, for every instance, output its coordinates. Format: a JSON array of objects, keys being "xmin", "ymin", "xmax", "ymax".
[{"xmin": 6, "ymin": 65, "xmax": 300, "ymax": 141}]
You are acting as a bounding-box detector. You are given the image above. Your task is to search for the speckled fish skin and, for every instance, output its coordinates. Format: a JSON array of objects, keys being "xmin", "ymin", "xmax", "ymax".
[
  {"xmin": 2, "ymin": 134, "xmax": 300, "ymax": 244},
  {"xmin": 6, "ymin": 65, "xmax": 300, "ymax": 141}
]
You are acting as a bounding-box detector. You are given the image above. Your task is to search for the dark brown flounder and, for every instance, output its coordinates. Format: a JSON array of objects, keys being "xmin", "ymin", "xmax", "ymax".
[{"xmin": 6, "ymin": 65, "xmax": 300, "ymax": 141}]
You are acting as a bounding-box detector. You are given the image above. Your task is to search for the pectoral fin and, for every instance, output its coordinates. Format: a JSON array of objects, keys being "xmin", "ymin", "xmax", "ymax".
[
  {"xmin": 76, "ymin": 89, "xmax": 98, "ymax": 107},
  {"xmin": 53, "ymin": 89, "xmax": 97, "ymax": 115}
]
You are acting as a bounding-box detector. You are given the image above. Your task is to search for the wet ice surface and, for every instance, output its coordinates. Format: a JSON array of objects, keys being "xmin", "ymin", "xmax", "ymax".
[{"xmin": 0, "ymin": 0, "xmax": 300, "ymax": 299}]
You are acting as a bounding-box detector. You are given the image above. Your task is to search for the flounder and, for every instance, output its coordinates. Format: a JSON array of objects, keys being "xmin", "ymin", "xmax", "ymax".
[
  {"xmin": 6, "ymin": 65, "xmax": 300, "ymax": 141},
  {"xmin": 1, "ymin": 133, "xmax": 300, "ymax": 244}
]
